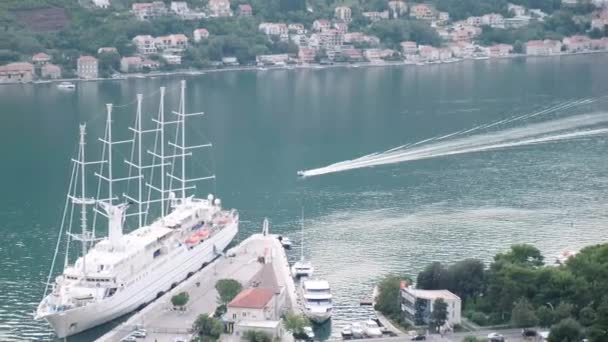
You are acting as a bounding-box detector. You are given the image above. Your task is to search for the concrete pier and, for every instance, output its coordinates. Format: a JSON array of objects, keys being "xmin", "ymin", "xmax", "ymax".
[{"xmin": 96, "ymin": 233, "xmax": 298, "ymax": 342}]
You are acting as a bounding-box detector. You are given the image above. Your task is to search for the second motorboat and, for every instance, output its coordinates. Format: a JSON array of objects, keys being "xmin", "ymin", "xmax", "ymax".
[{"xmin": 302, "ymin": 279, "xmax": 333, "ymax": 323}]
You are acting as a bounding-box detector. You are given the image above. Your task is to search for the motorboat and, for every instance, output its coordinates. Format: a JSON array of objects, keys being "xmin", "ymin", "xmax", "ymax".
[
  {"xmin": 364, "ymin": 319, "xmax": 383, "ymax": 337},
  {"xmin": 297, "ymin": 170, "xmax": 305, "ymax": 177},
  {"xmin": 279, "ymin": 236, "xmax": 292, "ymax": 249},
  {"xmin": 303, "ymin": 326, "xmax": 315, "ymax": 340},
  {"xmin": 351, "ymin": 323, "xmax": 364, "ymax": 338},
  {"xmin": 341, "ymin": 324, "xmax": 353, "ymax": 339},
  {"xmin": 291, "ymin": 209, "xmax": 314, "ymax": 278},
  {"xmin": 57, "ymin": 82, "xmax": 76, "ymax": 90},
  {"xmin": 302, "ymin": 279, "xmax": 332, "ymax": 323}
]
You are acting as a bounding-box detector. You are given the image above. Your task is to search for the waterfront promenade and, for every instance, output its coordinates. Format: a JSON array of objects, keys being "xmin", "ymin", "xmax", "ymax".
[{"xmin": 96, "ymin": 232, "xmax": 297, "ymax": 342}]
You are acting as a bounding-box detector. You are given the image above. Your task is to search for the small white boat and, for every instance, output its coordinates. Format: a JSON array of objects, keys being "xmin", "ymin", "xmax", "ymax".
[
  {"xmin": 341, "ymin": 324, "xmax": 353, "ymax": 338},
  {"xmin": 279, "ymin": 236, "xmax": 292, "ymax": 249},
  {"xmin": 303, "ymin": 326, "xmax": 315, "ymax": 339},
  {"xmin": 351, "ymin": 323, "xmax": 364, "ymax": 338},
  {"xmin": 364, "ymin": 319, "xmax": 383, "ymax": 337},
  {"xmin": 302, "ymin": 279, "xmax": 332, "ymax": 323},
  {"xmin": 57, "ymin": 82, "xmax": 75, "ymax": 90}
]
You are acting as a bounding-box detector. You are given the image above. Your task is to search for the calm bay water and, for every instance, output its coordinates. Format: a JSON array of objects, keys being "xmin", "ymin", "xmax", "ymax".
[{"xmin": 1, "ymin": 55, "xmax": 608, "ymax": 341}]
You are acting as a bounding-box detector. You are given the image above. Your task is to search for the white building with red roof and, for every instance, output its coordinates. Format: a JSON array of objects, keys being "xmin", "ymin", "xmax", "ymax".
[
  {"xmin": 193, "ymin": 28, "xmax": 210, "ymax": 43},
  {"xmin": 0, "ymin": 62, "xmax": 35, "ymax": 83},
  {"xmin": 223, "ymin": 262, "xmax": 287, "ymax": 340},
  {"xmin": 208, "ymin": 0, "xmax": 232, "ymax": 17},
  {"xmin": 41, "ymin": 63, "xmax": 61, "ymax": 79},
  {"xmin": 32, "ymin": 52, "xmax": 51, "ymax": 65},
  {"xmin": 334, "ymin": 6, "xmax": 352, "ymax": 22},
  {"xmin": 132, "ymin": 35, "xmax": 157, "ymax": 55},
  {"xmin": 313, "ymin": 19, "xmax": 331, "ymax": 32},
  {"xmin": 77, "ymin": 56, "xmax": 98, "ymax": 79},
  {"xmin": 237, "ymin": 4, "xmax": 252, "ymax": 17},
  {"xmin": 410, "ymin": 4, "xmax": 436, "ymax": 20},
  {"xmin": 132, "ymin": 1, "xmax": 167, "ymax": 20},
  {"xmin": 563, "ymin": 35, "xmax": 592, "ymax": 52},
  {"xmin": 525, "ymin": 39, "xmax": 562, "ymax": 55}
]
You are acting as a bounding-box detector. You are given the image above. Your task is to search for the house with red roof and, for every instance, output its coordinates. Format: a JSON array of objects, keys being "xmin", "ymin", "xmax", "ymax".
[
  {"xmin": 237, "ymin": 4, "xmax": 252, "ymax": 17},
  {"xmin": 223, "ymin": 262, "xmax": 287, "ymax": 340},
  {"xmin": 77, "ymin": 56, "xmax": 98, "ymax": 79},
  {"xmin": 32, "ymin": 52, "xmax": 51, "ymax": 66},
  {"xmin": 0, "ymin": 62, "xmax": 35, "ymax": 83}
]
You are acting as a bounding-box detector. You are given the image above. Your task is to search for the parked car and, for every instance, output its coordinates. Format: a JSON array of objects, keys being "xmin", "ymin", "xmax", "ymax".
[
  {"xmin": 411, "ymin": 334, "xmax": 427, "ymax": 340},
  {"xmin": 523, "ymin": 329, "xmax": 538, "ymax": 338},
  {"xmin": 131, "ymin": 329, "xmax": 146, "ymax": 338},
  {"xmin": 351, "ymin": 323, "xmax": 364, "ymax": 338},
  {"xmin": 120, "ymin": 336, "xmax": 137, "ymax": 342},
  {"xmin": 488, "ymin": 332, "xmax": 505, "ymax": 342},
  {"xmin": 364, "ymin": 319, "xmax": 383, "ymax": 337},
  {"xmin": 172, "ymin": 337, "xmax": 187, "ymax": 342}
]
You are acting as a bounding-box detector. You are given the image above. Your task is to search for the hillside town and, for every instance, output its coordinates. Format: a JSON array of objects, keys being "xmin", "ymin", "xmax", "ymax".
[{"xmin": 2, "ymin": 0, "xmax": 608, "ymax": 83}]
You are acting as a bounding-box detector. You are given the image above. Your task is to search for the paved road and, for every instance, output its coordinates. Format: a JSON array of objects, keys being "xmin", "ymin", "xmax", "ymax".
[
  {"xmin": 98, "ymin": 233, "xmax": 297, "ymax": 342},
  {"xmin": 350, "ymin": 328, "xmax": 542, "ymax": 342}
]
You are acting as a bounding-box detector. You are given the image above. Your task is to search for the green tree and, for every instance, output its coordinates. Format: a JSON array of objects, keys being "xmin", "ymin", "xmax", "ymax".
[
  {"xmin": 283, "ymin": 312, "xmax": 310, "ymax": 335},
  {"xmin": 578, "ymin": 305, "xmax": 596, "ymax": 327},
  {"xmin": 588, "ymin": 297, "xmax": 608, "ymax": 341},
  {"xmin": 554, "ymin": 302, "xmax": 574, "ymax": 321},
  {"xmin": 215, "ymin": 279, "xmax": 242, "ymax": 305},
  {"xmin": 243, "ymin": 330, "xmax": 272, "ymax": 342},
  {"xmin": 511, "ymin": 298, "xmax": 539, "ymax": 328},
  {"xmin": 548, "ymin": 318, "xmax": 583, "ymax": 342},
  {"xmin": 536, "ymin": 306, "xmax": 555, "ymax": 328},
  {"xmin": 374, "ymin": 275, "xmax": 410, "ymax": 319},
  {"xmin": 495, "ymin": 244, "xmax": 544, "ymax": 267},
  {"xmin": 462, "ymin": 337, "xmax": 485, "ymax": 342},
  {"xmin": 448, "ymin": 259, "xmax": 486, "ymax": 301},
  {"xmin": 171, "ymin": 291, "xmax": 189, "ymax": 309},
  {"xmin": 193, "ymin": 314, "xmax": 223, "ymax": 341},
  {"xmin": 430, "ymin": 298, "xmax": 448, "ymax": 332},
  {"xmin": 417, "ymin": 262, "xmax": 449, "ymax": 290}
]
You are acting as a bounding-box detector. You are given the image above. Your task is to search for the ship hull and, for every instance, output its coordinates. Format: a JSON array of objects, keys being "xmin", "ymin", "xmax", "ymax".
[
  {"xmin": 41, "ymin": 221, "xmax": 238, "ymax": 338},
  {"xmin": 305, "ymin": 310, "xmax": 332, "ymax": 324}
]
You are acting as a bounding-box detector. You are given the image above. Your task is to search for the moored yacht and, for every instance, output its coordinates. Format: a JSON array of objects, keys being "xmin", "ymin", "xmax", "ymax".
[
  {"xmin": 35, "ymin": 81, "xmax": 239, "ymax": 338},
  {"xmin": 57, "ymin": 81, "xmax": 76, "ymax": 90},
  {"xmin": 302, "ymin": 279, "xmax": 332, "ymax": 323},
  {"xmin": 291, "ymin": 209, "xmax": 314, "ymax": 278}
]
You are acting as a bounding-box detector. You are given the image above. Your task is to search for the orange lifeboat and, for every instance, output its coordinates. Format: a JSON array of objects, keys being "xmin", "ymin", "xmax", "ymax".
[
  {"xmin": 196, "ymin": 228, "xmax": 210, "ymax": 239},
  {"xmin": 185, "ymin": 234, "xmax": 201, "ymax": 245}
]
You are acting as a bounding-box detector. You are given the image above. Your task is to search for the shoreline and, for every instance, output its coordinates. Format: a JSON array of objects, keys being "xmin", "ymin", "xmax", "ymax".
[{"xmin": 3, "ymin": 49, "xmax": 608, "ymax": 87}]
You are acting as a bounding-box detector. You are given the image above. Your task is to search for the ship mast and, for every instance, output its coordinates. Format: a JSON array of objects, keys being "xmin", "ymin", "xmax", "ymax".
[
  {"xmin": 301, "ymin": 207, "xmax": 304, "ymax": 262},
  {"xmin": 67, "ymin": 125, "xmax": 97, "ymax": 276},
  {"xmin": 167, "ymin": 80, "xmax": 214, "ymax": 204}
]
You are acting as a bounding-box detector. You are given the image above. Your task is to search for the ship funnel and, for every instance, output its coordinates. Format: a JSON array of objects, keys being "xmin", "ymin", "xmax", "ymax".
[{"xmin": 98, "ymin": 202, "xmax": 129, "ymax": 248}]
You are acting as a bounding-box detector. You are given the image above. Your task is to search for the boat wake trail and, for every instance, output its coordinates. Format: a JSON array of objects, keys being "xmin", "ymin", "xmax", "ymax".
[{"xmin": 299, "ymin": 103, "xmax": 608, "ymax": 178}]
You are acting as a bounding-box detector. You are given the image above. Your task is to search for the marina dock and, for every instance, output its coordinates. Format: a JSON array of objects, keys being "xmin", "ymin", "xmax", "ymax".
[{"xmin": 97, "ymin": 232, "xmax": 298, "ymax": 342}]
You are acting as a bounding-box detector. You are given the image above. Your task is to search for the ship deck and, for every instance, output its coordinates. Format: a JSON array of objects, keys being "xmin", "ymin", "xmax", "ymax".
[{"xmin": 96, "ymin": 232, "xmax": 298, "ymax": 342}]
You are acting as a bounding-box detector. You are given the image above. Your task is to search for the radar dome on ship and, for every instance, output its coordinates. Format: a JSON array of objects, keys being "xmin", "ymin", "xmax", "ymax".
[
  {"xmin": 207, "ymin": 194, "xmax": 214, "ymax": 202},
  {"xmin": 214, "ymin": 198, "xmax": 221, "ymax": 206}
]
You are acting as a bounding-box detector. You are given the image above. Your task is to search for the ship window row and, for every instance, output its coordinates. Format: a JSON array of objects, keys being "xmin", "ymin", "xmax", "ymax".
[
  {"xmin": 66, "ymin": 275, "xmax": 77, "ymax": 280},
  {"xmin": 87, "ymin": 278, "xmax": 112, "ymax": 282}
]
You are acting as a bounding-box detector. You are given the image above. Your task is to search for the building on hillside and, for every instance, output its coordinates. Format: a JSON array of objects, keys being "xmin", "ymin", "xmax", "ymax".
[
  {"xmin": 193, "ymin": 28, "xmax": 210, "ymax": 42},
  {"xmin": 466, "ymin": 16, "xmax": 483, "ymax": 26},
  {"xmin": 162, "ymin": 54, "xmax": 181, "ymax": 64},
  {"xmin": 141, "ymin": 58, "xmax": 160, "ymax": 70},
  {"xmin": 341, "ymin": 46, "xmax": 364, "ymax": 61},
  {"xmin": 208, "ymin": 0, "xmax": 232, "ymax": 17},
  {"xmin": 97, "ymin": 47, "xmax": 118, "ymax": 54},
  {"xmin": 312, "ymin": 19, "xmax": 331, "ymax": 32},
  {"xmin": 450, "ymin": 25, "xmax": 481, "ymax": 42},
  {"xmin": 401, "ymin": 284, "xmax": 462, "ymax": 327},
  {"xmin": 410, "ymin": 4, "xmax": 436, "ymax": 20},
  {"xmin": 486, "ymin": 43, "xmax": 513, "ymax": 57},
  {"xmin": 41, "ymin": 63, "xmax": 61, "ymax": 79},
  {"xmin": 344, "ymin": 32, "xmax": 381, "ymax": 45},
  {"xmin": 525, "ymin": 39, "xmax": 562, "ymax": 55},
  {"xmin": 481, "ymin": 13, "xmax": 505, "ymax": 28},
  {"xmin": 363, "ymin": 48, "xmax": 394, "ymax": 61},
  {"xmin": 438, "ymin": 48, "xmax": 452, "ymax": 61},
  {"xmin": 504, "ymin": 16, "xmax": 531, "ymax": 28},
  {"xmin": 448, "ymin": 41, "xmax": 476, "ymax": 58},
  {"xmin": 223, "ymin": 262, "xmax": 287, "ymax": 340},
  {"xmin": 256, "ymin": 54, "xmax": 289, "ymax": 66},
  {"xmin": 120, "ymin": 56, "xmax": 143, "ymax": 73},
  {"xmin": 362, "ymin": 11, "xmax": 389, "ymax": 22},
  {"xmin": 418, "ymin": 45, "xmax": 440, "ymax": 62},
  {"xmin": 132, "ymin": 35, "xmax": 158, "ymax": 55},
  {"xmin": 333, "ymin": 21, "xmax": 348, "ymax": 34},
  {"xmin": 77, "ymin": 56, "xmax": 98, "ymax": 79},
  {"xmin": 563, "ymin": 35, "xmax": 592, "ymax": 52},
  {"xmin": 259, "ymin": 23, "xmax": 289, "ymax": 41},
  {"xmin": 93, "ymin": 0, "xmax": 110, "ymax": 9},
  {"xmin": 132, "ymin": 1, "xmax": 167, "ymax": 20},
  {"xmin": 334, "ymin": 6, "xmax": 352, "ymax": 22},
  {"xmin": 400, "ymin": 41, "xmax": 418, "ymax": 55},
  {"xmin": 288, "ymin": 23, "xmax": 306, "ymax": 34},
  {"xmin": 237, "ymin": 4, "xmax": 252, "ymax": 17},
  {"xmin": 0, "ymin": 62, "xmax": 35, "ymax": 83},
  {"xmin": 155, "ymin": 34, "xmax": 188, "ymax": 51},
  {"xmin": 298, "ymin": 47, "xmax": 316, "ymax": 63},
  {"xmin": 590, "ymin": 37, "xmax": 608, "ymax": 50},
  {"xmin": 388, "ymin": 1, "xmax": 408, "ymax": 17},
  {"xmin": 32, "ymin": 52, "xmax": 51, "ymax": 66},
  {"xmin": 170, "ymin": 1, "xmax": 189, "ymax": 15},
  {"xmin": 438, "ymin": 11, "xmax": 450, "ymax": 23},
  {"xmin": 319, "ymin": 29, "xmax": 344, "ymax": 49},
  {"xmin": 508, "ymin": 3, "xmax": 527, "ymax": 16}
]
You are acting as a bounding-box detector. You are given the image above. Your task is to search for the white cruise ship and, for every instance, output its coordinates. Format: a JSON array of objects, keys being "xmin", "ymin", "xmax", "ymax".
[
  {"xmin": 35, "ymin": 81, "xmax": 239, "ymax": 338},
  {"xmin": 301, "ymin": 279, "xmax": 333, "ymax": 323}
]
